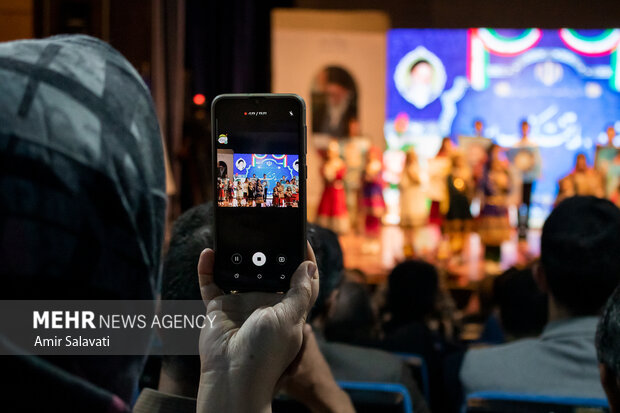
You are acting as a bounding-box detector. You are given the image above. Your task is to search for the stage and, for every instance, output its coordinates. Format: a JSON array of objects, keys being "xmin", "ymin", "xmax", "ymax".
[{"xmin": 339, "ymin": 225, "xmax": 541, "ymax": 286}]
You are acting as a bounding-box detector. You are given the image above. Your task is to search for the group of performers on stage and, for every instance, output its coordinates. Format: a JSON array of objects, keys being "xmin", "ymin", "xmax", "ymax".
[
  {"xmin": 315, "ymin": 120, "xmax": 620, "ymax": 272},
  {"xmin": 217, "ymin": 174, "xmax": 299, "ymax": 207}
]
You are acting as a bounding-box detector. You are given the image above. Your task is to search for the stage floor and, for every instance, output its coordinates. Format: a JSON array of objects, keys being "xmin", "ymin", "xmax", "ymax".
[{"xmin": 339, "ymin": 225, "xmax": 541, "ymax": 286}]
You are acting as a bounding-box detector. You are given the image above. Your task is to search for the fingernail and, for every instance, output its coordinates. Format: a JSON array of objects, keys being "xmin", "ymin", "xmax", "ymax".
[
  {"xmin": 307, "ymin": 262, "xmax": 317, "ymax": 279},
  {"xmin": 201, "ymin": 248, "xmax": 209, "ymax": 255}
]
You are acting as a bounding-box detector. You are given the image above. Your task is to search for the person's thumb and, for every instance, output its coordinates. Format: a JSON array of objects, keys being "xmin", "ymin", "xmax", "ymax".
[{"xmin": 274, "ymin": 261, "xmax": 319, "ymax": 327}]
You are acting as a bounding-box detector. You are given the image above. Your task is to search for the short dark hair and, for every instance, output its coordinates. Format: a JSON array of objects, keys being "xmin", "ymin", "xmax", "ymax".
[
  {"xmin": 324, "ymin": 281, "xmax": 377, "ymax": 343},
  {"xmin": 160, "ymin": 203, "xmax": 213, "ymax": 381},
  {"xmin": 541, "ymin": 196, "xmax": 620, "ymax": 316},
  {"xmin": 308, "ymin": 224, "xmax": 344, "ymax": 320},
  {"xmin": 597, "ymin": 285, "xmax": 620, "ymax": 380},
  {"xmin": 494, "ymin": 266, "xmax": 547, "ymax": 339},
  {"xmin": 387, "ymin": 260, "xmax": 438, "ymax": 326}
]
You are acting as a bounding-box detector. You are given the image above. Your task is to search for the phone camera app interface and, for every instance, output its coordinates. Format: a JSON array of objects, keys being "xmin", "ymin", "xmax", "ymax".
[{"xmin": 214, "ymin": 98, "xmax": 304, "ymax": 291}]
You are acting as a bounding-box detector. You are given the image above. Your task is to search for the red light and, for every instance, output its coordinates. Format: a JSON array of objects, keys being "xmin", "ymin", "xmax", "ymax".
[
  {"xmin": 244, "ymin": 112, "xmax": 247, "ymax": 115},
  {"xmin": 193, "ymin": 94, "xmax": 206, "ymax": 106}
]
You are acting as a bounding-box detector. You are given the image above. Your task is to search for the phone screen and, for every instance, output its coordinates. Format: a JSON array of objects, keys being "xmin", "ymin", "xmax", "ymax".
[{"xmin": 212, "ymin": 94, "xmax": 306, "ymax": 293}]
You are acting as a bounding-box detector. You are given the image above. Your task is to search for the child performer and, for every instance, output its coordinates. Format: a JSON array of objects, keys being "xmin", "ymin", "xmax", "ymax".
[
  {"xmin": 217, "ymin": 178, "xmax": 225, "ymax": 206},
  {"xmin": 236, "ymin": 181, "xmax": 244, "ymax": 206},
  {"xmin": 285, "ymin": 186, "xmax": 293, "ymax": 206},
  {"xmin": 227, "ymin": 180, "xmax": 234, "ymax": 206},
  {"xmin": 291, "ymin": 177, "xmax": 299, "ymax": 207},
  {"xmin": 478, "ymin": 144, "xmax": 511, "ymax": 274},
  {"xmin": 317, "ymin": 140, "xmax": 349, "ymax": 233},
  {"xmin": 361, "ymin": 146, "xmax": 385, "ymax": 237},
  {"xmin": 243, "ymin": 178, "xmax": 249, "ymax": 206},
  {"xmin": 262, "ymin": 174, "xmax": 269, "ymax": 205},
  {"xmin": 445, "ymin": 151, "xmax": 474, "ymax": 261},
  {"xmin": 399, "ymin": 148, "xmax": 427, "ymax": 257},
  {"xmin": 273, "ymin": 182, "xmax": 283, "ymax": 207},
  {"xmin": 255, "ymin": 182, "xmax": 264, "ymax": 207},
  {"xmin": 247, "ymin": 181, "xmax": 255, "ymax": 207},
  {"xmin": 428, "ymin": 137, "xmax": 453, "ymax": 227}
]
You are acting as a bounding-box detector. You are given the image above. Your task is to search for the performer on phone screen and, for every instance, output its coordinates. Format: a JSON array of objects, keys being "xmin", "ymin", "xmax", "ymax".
[{"xmin": 255, "ymin": 182, "xmax": 264, "ymax": 207}]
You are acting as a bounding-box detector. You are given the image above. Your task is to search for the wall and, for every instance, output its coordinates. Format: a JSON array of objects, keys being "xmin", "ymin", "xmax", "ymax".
[{"xmin": 0, "ymin": 0, "xmax": 33, "ymax": 41}]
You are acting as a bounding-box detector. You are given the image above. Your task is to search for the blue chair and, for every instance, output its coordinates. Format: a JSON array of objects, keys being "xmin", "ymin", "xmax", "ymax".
[
  {"xmin": 466, "ymin": 391, "xmax": 610, "ymax": 413},
  {"xmin": 338, "ymin": 381, "xmax": 413, "ymax": 413},
  {"xmin": 392, "ymin": 352, "xmax": 430, "ymax": 402}
]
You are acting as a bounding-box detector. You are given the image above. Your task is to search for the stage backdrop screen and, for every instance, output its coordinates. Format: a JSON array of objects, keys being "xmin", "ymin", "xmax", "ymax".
[{"xmin": 385, "ymin": 28, "xmax": 620, "ymax": 225}]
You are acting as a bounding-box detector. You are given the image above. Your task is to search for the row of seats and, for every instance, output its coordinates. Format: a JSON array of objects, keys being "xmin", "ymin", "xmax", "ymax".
[{"xmin": 274, "ymin": 351, "xmax": 608, "ymax": 413}]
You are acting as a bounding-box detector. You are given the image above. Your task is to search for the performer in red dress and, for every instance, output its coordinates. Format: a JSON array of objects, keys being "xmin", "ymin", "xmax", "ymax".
[{"xmin": 317, "ymin": 140, "xmax": 349, "ymax": 233}]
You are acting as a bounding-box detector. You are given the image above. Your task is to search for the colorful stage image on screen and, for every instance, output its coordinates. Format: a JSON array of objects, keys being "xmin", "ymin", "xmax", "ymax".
[
  {"xmin": 216, "ymin": 150, "xmax": 300, "ymax": 207},
  {"xmin": 384, "ymin": 28, "xmax": 620, "ymax": 225}
]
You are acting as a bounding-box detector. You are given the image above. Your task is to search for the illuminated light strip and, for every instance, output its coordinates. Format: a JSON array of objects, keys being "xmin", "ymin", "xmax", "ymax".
[
  {"xmin": 477, "ymin": 28, "xmax": 542, "ymax": 57},
  {"xmin": 271, "ymin": 154, "xmax": 288, "ymax": 167},
  {"xmin": 612, "ymin": 50, "xmax": 620, "ymax": 91},
  {"xmin": 559, "ymin": 29, "xmax": 620, "ymax": 57},
  {"xmin": 467, "ymin": 29, "xmax": 489, "ymax": 90},
  {"xmin": 251, "ymin": 154, "xmax": 267, "ymax": 166}
]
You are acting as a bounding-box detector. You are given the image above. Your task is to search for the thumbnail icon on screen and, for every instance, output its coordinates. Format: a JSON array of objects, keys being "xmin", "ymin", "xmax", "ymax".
[{"xmin": 218, "ymin": 134, "xmax": 228, "ymax": 144}]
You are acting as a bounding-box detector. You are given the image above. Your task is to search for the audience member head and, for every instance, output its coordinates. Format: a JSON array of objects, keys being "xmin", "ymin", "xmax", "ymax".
[
  {"xmin": 344, "ymin": 268, "xmax": 368, "ymax": 284},
  {"xmin": 494, "ymin": 266, "xmax": 548, "ymax": 340},
  {"xmin": 159, "ymin": 203, "xmax": 213, "ymax": 397},
  {"xmin": 0, "ymin": 35, "xmax": 166, "ymax": 402},
  {"xmin": 539, "ymin": 196, "xmax": 620, "ymax": 317},
  {"xmin": 308, "ymin": 224, "xmax": 344, "ymax": 323},
  {"xmin": 597, "ymin": 286, "xmax": 620, "ymax": 412},
  {"xmin": 324, "ymin": 281, "xmax": 378, "ymax": 344},
  {"xmin": 386, "ymin": 260, "xmax": 439, "ymax": 327}
]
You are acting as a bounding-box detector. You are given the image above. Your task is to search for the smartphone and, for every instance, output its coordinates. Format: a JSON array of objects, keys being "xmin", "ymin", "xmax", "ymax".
[{"xmin": 211, "ymin": 94, "xmax": 307, "ymax": 293}]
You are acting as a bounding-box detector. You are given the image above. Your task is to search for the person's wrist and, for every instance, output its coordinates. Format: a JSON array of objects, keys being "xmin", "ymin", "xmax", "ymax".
[{"xmin": 197, "ymin": 369, "xmax": 273, "ymax": 413}]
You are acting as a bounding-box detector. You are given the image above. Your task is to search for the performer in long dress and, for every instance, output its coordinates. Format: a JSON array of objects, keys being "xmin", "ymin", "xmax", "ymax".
[
  {"xmin": 217, "ymin": 178, "xmax": 225, "ymax": 206},
  {"xmin": 478, "ymin": 144, "xmax": 512, "ymax": 274},
  {"xmin": 428, "ymin": 137, "xmax": 453, "ymax": 227},
  {"xmin": 399, "ymin": 149, "xmax": 427, "ymax": 257},
  {"xmin": 361, "ymin": 146, "xmax": 385, "ymax": 237},
  {"xmin": 343, "ymin": 119, "xmax": 370, "ymax": 231},
  {"xmin": 317, "ymin": 140, "xmax": 349, "ymax": 233},
  {"xmin": 242, "ymin": 178, "xmax": 249, "ymax": 206},
  {"xmin": 255, "ymin": 182, "xmax": 264, "ymax": 207},
  {"xmin": 555, "ymin": 153, "xmax": 605, "ymax": 205},
  {"xmin": 227, "ymin": 180, "xmax": 234, "ymax": 206},
  {"xmin": 236, "ymin": 181, "xmax": 243, "ymax": 206},
  {"xmin": 445, "ymin": 151, "xmax": 474, "ymax": 261}
]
